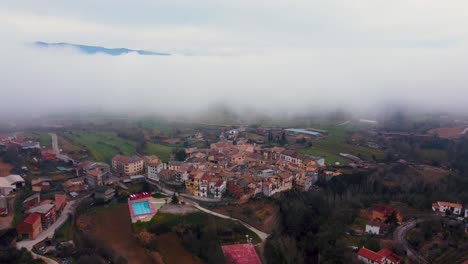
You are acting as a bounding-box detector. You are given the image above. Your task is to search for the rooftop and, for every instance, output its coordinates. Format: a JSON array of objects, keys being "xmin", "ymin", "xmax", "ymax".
[
  {"xmin": 27, "ymin": 203, "xmax": 55, "ymax": 214},
  {"xmin": 113, "ymin": 155, "xmax": 143, "ymax": 164},
  {"xmin": 0, "ymin": 174, "xmax": 25, "ymax": 188},
  {"xmin": 23, "ymin": 213, "xmax": 41, "ymax": 225}
]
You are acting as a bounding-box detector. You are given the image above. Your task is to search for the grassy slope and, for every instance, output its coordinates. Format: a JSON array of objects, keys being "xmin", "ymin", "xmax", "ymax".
[
  {"xmin": 144, "ymin": 143, "xmax": 173, "ymax": 162},
  {"xmin": 63, "ymin": 131, "xmax": 138, "ymax": 163},
  {"xmin": 298, "ymin": 125, "xmax": 384, "ymax": 164}
]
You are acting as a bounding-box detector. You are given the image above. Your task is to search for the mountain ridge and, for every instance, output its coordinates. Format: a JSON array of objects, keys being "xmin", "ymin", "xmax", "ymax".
[{"xmin": 34, "ymin": 41, "xmax": 170, "ymax": 56}]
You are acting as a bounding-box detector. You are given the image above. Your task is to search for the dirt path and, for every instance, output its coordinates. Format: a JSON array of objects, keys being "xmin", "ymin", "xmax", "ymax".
[
  {"xmin": 90, "ymin": 204, "xmax": 157, "ymax": 264},
  {"xmin": 393, "ymin": 216, "xmax": 440, "ymax": 264}
]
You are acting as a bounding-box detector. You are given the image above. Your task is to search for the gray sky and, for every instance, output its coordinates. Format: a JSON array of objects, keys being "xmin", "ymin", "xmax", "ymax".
[{"xmin": 1, "ymin": 1, "xmax": 468, "ymax": 118}]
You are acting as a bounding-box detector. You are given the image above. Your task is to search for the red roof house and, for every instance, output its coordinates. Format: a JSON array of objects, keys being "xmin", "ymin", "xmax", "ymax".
[
  {"xmin": 357, "ymin": 247, "xmax": 402, "ymax": 264},
  {"xmin": 54, "ymin": 193, "xmax": 67, "ymax": 215},
  {"xmin": 41, "ymin": 149, "xmax": 57, "ymax": 161},
  {"xmin": 17, "ymin": 213, "xmax": 42, "ymax": 240}
]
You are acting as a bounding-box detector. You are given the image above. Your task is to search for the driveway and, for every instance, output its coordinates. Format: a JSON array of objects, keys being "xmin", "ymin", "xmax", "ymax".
[
  {"xmin": 17, "ymin": 200, "xmax": 77, "ymax": 251},
  {"xmin": 16, "ymin": 200, "xmax": 79, "ymax": 264}
]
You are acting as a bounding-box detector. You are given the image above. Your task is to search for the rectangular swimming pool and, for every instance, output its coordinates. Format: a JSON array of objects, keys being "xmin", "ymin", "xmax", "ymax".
[{"xmin": 131, "ymin": 200, "xmax": 152, "ymax": 216}]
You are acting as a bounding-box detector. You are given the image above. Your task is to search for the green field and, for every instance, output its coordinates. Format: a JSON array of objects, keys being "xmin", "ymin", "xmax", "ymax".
[
  {"xmin": 144, "ymin": 143, "xmax": 173, "ymax": 162},
  {"xmin": 55, "ymin": 219, "xmax": 73, "ymax": 242},
  {"xmin": 63, "ymin": 131, "xmax": 138, "ymax": 163},
  {"xmin": 28, "ymin": 132, "xmax": 51, "ymax": 147},
  {"xmin": 298, "ymin": 125, "xmax": 385, "ymax": 165}
]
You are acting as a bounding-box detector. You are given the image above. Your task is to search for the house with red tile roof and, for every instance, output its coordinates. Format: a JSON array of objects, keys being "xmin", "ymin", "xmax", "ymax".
[
  {"xmin": 54, "ymin": 193, "xmax": 67, "ymax": 215},
  {"xmin": 371, "ymin": 205, "xmax": 403, "ymax": 224},
  {"xmin": 432, "ymin": 201, "xmax": 463, "ymax": 215},
  {"xmin": 41, "ymin": 149, "xmax": 57, "ymax": 161},
  {"xmin": 26, "ymin": 203, "xmax": 57, "ymax": 229},
  {"xmin": 17, "ymin": 213, "xmax": 42, "ymax": 240},
  {"xmin": 378, "ymin": 248, "xmax": 402, "ymax": 264},
  {"xmin": 357, "ymin": 247, "xmax": 402, "ymax": 264}
]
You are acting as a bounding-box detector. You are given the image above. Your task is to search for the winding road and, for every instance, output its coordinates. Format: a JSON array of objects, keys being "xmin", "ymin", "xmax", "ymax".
[
  {"xmin": 16, "ymin": 200, "xmax": 77, "ymax": 264},
  {"xmin": 147, "ymin": 179, "xmax": 270, "ymax": 242},
  {"xmin": 393, "ymin": 216, "xmax": 440, "ymax": 264}
]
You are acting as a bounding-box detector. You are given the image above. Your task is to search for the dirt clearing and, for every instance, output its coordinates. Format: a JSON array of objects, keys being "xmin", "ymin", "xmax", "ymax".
[
  {"xmin": 428, "ymin": 127, "xmax": 467, "ymax": 139},
  {"xmin": 89, "ymin": 204, "xmax": 157, "ymax": 264},
  {"xmin": 0, "ymin": 159, "xmax": 13, "ymax": 177},
  {"xmin": 156, "ymin": 233, "xmax": 203, "ymax": 264},
  {"xmin": 211, "ymin": 199, "xmax": 278, "ymax": 233}
]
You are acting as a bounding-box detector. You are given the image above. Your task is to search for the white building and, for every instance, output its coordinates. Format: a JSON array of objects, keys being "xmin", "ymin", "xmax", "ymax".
[
  {"xmin": 147, "ymin": 160, "xmax": 165, "ymax": 182},
  {"xmin": 212, "ymin": 180, "xmax": 226, "ymax": 199},
  {"xmin": 0, "ymin": 175, "xmax": 25, "ymax": 195},
  {"xmin": 432, "ymin": 201, "xmax": 463, "ymax": 215},
  {"xmin": 365, "ymin": 220, "xmax": 387, "ymax": 235}
]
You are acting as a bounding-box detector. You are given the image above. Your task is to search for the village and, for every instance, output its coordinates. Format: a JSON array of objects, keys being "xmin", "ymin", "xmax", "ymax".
[{"xmin": 1, "ymin": 123, "xmax": 468, "ymax": 264}]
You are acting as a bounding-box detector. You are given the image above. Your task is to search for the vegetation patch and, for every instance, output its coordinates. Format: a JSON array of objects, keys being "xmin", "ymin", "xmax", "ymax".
[
  {"xmin": 134, "ymin": 211, "xmax": 261, "ymax": 264},
  {"xmin": 55, "ymin": 219, "xmax": 73, "ymax": 242},
  {"xmin": 143, "ymin": 143, "xmax": 174, "ymax": 162},
  {"xmin": 27, "ymin": 132, "xmax": 51, "ymax": 148},
  {"xmin": 63, "ymin": 130, "xmax": 138, "ymax": 163},
  {"xmin": 297, "ymin": 125, "xmax": 385, "ymax": 164}
]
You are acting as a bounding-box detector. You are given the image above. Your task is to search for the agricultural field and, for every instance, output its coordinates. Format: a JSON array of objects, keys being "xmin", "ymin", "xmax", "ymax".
[
  {"xmin": 298, "ymin": 125, "xmax": 385, "ymax": 164},
  {"xmin": 62, "ymin": 130, "xmax": 138, "ymax": 163},
  {"xmin": 86, "ymin": 204, "xmax": 159, "ymax": 264},
  {"xmin": 57, "ymin": 135, "xmax": 83, "ymax": 153}
]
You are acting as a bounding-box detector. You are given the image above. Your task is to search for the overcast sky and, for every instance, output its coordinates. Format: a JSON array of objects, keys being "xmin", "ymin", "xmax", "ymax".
[{"xmin": 1, "ymin": 1, "xmax": 468, "ymax": 118}]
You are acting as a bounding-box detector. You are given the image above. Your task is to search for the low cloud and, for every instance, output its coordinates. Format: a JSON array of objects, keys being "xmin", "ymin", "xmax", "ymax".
[{"xmin": 1, "ymin": 1, "xmax": 468, "ymax": 119}]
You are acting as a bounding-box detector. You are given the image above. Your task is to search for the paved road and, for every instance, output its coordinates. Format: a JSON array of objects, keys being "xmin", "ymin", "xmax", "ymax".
[
  {"xmin": 147, "ymin": 179, "xmax": 269, "ymax": 241},
  {"xmin": 17, "ymin": 200, "xmax": 77, "ymax": 251},
  {"xmin": 393, "ymin": 217, "xmax": 440, "ymax": 264},
  {"xmin": 49, "ymin": 133, "xmax": 60, "ymax": 155},
  {"xmin": 190, "ymin": 201, "xmax": 269, "ymax": 241},
  {"xmin": 49, "ymin": 133, "xmax": 75, "ymax": 164},
  {"xmin": 16, "ymin": 199, "xmax": 82, "ymax": 264}
]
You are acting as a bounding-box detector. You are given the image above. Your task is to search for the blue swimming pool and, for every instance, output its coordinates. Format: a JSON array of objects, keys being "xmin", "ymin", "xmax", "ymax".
[{"xmin": 131, "ymin": 201, "xmax": 152, "ymax": 216}]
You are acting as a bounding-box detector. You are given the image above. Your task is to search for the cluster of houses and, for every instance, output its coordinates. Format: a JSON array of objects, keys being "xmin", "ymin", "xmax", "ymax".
[
  {"xmin": 16, "ymin": 192, "xmax": 67, "ymax": 240},
  {"xmin": 140, "ymin": 140, "xmax": 325, "ymax": 199},
  {"xmin": 0, "ymin": 132, "xmax": 28, "ymax": 149},
  {"xmin": 0, "ymin": 132, "xmax": 59, "ymax": 161},
  {"xmin": 53, "ymin": 138, "xmax": 325, "ymax": 201}
]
